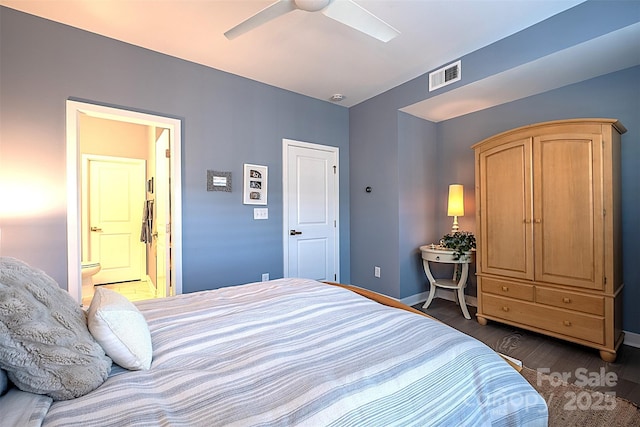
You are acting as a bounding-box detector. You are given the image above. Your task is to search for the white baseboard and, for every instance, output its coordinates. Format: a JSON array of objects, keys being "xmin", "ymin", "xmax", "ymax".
[
  {"xmin": 400, "ymin": 291, "xmax": 431, "ymax": 308},
  {"xmin": 623, "ymin": 331, "xmax": 640, "ymax": 348},
  {"xmin": 401, "ymin": 289, "xmax": 477, "ymax": 310},
  {"xmin": 402, "ymin": 290, "xmax": 639, "ymax": 348}
]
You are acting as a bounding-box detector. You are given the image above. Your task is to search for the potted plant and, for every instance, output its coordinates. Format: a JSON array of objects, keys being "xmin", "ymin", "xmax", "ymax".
[{"xmin": 440, "ymin": 231, "xmax": 476, "ymax": 261}]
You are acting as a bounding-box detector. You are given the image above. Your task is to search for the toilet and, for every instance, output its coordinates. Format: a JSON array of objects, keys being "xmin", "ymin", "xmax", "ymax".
[{"xmin": 81, "ymin": 261, "xmax": 101, "ymax": 300}]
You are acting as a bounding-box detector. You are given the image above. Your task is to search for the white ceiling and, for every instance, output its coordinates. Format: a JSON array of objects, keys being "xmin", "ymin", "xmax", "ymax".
[{"xmin": 1, "ymin": 0, "xmax": 588, "ymax": 112}]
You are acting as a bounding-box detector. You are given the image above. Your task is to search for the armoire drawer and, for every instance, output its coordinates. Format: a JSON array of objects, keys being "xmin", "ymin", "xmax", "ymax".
[
  {"xmin": 535, "ymin": 287, "xmax": 604, "ymax": 316},
  {"xmin": 481, "ymin": 278, "xmax": 534, "ymax": 301},
  {"xmin": 482, "ymin": 294, "xmax": 604, "ymax": 345}
]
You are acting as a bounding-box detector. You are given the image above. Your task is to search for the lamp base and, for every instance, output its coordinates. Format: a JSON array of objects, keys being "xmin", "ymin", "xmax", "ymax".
[{"xmin": 451, "ymin": 216, "xmax": 460, "ymax": 234}]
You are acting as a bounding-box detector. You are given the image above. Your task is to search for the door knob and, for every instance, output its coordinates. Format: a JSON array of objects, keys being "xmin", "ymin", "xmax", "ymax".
[
  {"xmin": 90, "ymin": 226, "xmax": 103, "ymax": 232},
  {"xmin": 290, "ymin": 230, "xmax": 302, "ymax": 236}
]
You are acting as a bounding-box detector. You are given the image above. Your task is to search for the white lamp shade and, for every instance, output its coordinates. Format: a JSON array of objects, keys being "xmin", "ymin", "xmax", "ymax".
[{"xmin": 447, "ymin": 184, "xmax": 464, "ymax": 217}]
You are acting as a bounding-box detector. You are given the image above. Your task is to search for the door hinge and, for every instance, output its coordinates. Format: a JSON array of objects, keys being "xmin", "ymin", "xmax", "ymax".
[
  {"xmin": 334, "ymin": 220, "xmax": 336, "ymax": 227},
  {"xmin": 334, "ymin": 274, "xmax": 337, "ymax": 281},
  {"xmin": 165, "ymin": 148, "xmax": 171, "ymax": 158},
  {"xmin": 603, "ymin": 208, "xmax": 606, "ymax": 216},
  {"xmin": 333, "ymin": 165, "xmax": 336, "ymax": 174},
  {"xmin": 604, "ymin": 277, "xmax": 607, "ymax": 285}
]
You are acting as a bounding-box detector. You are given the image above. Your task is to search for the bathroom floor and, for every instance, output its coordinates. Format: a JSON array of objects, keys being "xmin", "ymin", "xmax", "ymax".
[{"xmin": 82, "ymin": 280, "xmax": 158, "ymax": 307}]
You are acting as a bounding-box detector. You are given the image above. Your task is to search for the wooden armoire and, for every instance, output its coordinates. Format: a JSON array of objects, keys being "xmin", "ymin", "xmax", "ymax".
[{"xmin": 472, "ymin": 119, "xmax": 626, "ymax": 362}]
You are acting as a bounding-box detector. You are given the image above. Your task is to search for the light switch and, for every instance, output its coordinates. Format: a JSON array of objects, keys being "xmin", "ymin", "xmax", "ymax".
[{"xmin": 254, "ymin": 208, "xmax": 268, "ymax": 220}]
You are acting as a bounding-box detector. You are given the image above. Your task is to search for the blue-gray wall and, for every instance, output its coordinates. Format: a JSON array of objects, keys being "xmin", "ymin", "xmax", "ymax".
[
  {"xmin": 398, "ymin": 113, "xmax": 439, "ymax": 298},
  {"xmin": 0, "ymin": 7, "xmax": 350, "ymax": 292}
]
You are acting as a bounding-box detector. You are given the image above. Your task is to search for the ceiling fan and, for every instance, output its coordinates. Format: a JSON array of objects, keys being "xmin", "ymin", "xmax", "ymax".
[{"xmin": 224, "ymin": 0, "xmax": 400, "ymax": 42}]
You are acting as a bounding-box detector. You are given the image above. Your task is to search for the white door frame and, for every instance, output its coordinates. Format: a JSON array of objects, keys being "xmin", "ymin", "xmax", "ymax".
[
  {"xmin": 282, "ymin": 138, "xmax": 339, "ymax": 281},
  {"xmin": 66, "ymin": 100, "xmax": 183, "ymax": 303},
  {"xmin": 155, "ymin": 128, "xmax": 171, "ymax": 298}
]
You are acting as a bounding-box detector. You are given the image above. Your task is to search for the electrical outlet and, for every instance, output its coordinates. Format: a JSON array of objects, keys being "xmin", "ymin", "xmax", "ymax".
[
  {"xmin": 374, "ymin": 266, "xmax": 381, "ymax": 278},
  {"xmin": 262, "ymin": 273, "xmax": 269, "ymax": 282}
]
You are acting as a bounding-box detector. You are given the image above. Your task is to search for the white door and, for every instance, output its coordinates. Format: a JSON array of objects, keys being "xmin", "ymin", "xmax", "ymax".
[
  {"xmin": 283, "ymin": 139, "xmax": 339, "ymax": 281},
  {"xmin": 89, "ymin": 157, "xmax": 146, "ymax": 284}
]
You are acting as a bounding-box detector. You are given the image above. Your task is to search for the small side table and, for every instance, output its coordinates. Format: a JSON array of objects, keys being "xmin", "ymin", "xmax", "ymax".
[{"xmin": 420, "ymin": 245, "xmax": 474, "ymax": 320}]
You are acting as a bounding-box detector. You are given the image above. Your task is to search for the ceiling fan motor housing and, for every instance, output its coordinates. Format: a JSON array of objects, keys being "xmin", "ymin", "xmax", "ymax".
[{"xmin": 295, "ymin": 0, "xmax": 332, "ymax": 12}]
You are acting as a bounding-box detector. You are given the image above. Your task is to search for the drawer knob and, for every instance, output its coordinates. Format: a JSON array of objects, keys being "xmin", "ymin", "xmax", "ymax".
[
  {"xmin": 562, "ymin": 297, "xmax": 571, "ymax": 304},
  {"xmin": 502, "ymin": 306, "xmax": 510, "ymax": 312},
  {"xmin": 563, "ymin": 320, "xmax": 572, "ymax": 327},
  {"xmin": 501, "ymin": 286, "xmax": 509, "ymax": 292},
  {"xmin": 435, "ymin": 256, "xmax": 440, "ymax": 261}
]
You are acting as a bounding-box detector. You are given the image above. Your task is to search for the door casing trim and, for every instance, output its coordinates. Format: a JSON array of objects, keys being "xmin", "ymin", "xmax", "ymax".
[{"xmin": 66, "ymin": 100, "xmax": 183, "ymax": 302}]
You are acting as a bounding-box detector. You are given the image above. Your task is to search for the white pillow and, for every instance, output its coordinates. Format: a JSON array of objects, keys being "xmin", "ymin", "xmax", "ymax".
[{"xmin": 87, "ymin": 287, "xmax": 153, "ymax": 370}]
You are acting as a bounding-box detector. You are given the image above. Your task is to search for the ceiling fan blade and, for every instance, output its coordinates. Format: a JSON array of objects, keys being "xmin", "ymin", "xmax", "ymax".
[
  {"xmin": 224, "ymin": 0, "xmax": 297, "ymax": 40},
  {"xmin": 323, "ymin": 0, "xmax": 399, "ymax": 42}
]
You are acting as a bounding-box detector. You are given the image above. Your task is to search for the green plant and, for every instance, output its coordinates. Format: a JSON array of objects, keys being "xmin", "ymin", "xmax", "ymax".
[{"xmin": 441, "ymin": 231, "xmax": 476, "ymax": 260}]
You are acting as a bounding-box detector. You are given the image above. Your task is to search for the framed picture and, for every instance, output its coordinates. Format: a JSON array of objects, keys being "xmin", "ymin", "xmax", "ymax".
[
  {"xmin": 207, "ymin": 170, "xmax": 232, "ymax": 192},
  {"xmin": 243, "ymin": 163, "xmax": 268, "ymax": 205}
]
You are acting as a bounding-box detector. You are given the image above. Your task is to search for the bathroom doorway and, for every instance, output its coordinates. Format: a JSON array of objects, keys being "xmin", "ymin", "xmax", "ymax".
[{"xmin": 66, "ymin": 100, "xmax": 183, "ymax": 305}]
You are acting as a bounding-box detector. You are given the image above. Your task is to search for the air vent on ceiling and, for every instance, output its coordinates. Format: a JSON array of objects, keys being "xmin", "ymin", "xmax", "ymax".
[{"xmin": 429, "ymin": 60, "xmax": 461, "ymax": 92}]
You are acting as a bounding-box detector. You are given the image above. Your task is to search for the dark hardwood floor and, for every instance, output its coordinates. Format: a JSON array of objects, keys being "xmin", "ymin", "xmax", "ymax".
[{"xmin": 413, "ymin": 298, "xmax": 640, "ymax": 406}]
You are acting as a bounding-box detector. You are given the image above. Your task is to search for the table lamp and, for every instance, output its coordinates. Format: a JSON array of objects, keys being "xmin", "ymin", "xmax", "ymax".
[{"xmin": 447, "ymin": 184, "xmax": 464, "ymax": 234}]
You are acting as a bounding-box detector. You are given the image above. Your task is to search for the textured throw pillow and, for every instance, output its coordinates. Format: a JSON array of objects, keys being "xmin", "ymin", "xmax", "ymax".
[
  {"xmin": 87, "ymin": 287, "xmax": 153, "ymax": 370},
  {"xmin": 0, "ymin": 257, "xmax": 112, "ymax": 400},
  {"xmin": 0, "ymin": 369, "xmax": 9, "ymax": 396}
]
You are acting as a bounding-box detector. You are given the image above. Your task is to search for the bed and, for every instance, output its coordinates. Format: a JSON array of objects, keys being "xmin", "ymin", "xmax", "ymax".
[{"xmin": 0, "ymin": 258, "xmax": 548, "ymax": 426}]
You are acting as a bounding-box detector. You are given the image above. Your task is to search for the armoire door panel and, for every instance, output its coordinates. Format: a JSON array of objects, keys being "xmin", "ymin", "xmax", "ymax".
[
  {"xmin": 533, "ymin": 133, "xmax": 604, "ymax": 289},
  {"xmin": 479, "ymin": 138, "xmax": 533, "ymax": 279}
]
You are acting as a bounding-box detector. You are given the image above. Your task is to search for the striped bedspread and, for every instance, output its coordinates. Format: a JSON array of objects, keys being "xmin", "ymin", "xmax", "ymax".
[{"xmin": 42, "ymin": 278, "xmax": 547, "ymax": 426}]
